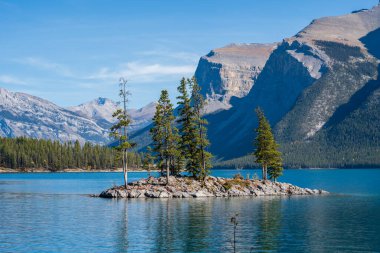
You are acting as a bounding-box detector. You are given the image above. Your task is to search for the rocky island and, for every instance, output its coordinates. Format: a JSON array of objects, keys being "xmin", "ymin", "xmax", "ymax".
[{"xmin": 99, "ymin": 176, "xmax": 328, "ymax": 198}]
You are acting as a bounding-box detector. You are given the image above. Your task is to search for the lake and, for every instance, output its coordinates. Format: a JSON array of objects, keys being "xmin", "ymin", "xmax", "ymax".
[{"xmin": 0, "ymin": 169, "xmax": 379, "ymax": 252}]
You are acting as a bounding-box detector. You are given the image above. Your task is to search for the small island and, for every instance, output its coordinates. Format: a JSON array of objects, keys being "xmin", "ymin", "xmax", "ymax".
[
  {"xmin": 98, "ymin": 81, "xmax": 329, "ymax": 199},
  {"xmin": 99, "ymin": 175, "xmax": 328, "ymax": 198}
]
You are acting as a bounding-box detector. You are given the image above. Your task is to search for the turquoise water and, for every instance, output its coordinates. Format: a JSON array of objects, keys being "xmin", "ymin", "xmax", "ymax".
[{"xmin": 0, "ymin": 169, "xmax": 379, "ymax": 252}]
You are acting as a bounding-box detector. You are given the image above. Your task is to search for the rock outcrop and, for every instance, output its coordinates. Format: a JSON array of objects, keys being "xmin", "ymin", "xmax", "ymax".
[
  {"xmin": 99, "ymin": 176, "xmax": 328, "ymax": 198},
  {"xmin": 195, "ymin": 43, "xmax": 277, "ymax": 114}
]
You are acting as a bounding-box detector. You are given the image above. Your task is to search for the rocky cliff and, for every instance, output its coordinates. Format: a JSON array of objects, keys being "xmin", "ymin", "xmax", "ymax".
[
  {"xmin": 195, "ymin": 43, "xmax": 277, "ymax": 113},
  {"xmin": 203, "ymin": 3, "xmax": 380, "ymax": 166}
]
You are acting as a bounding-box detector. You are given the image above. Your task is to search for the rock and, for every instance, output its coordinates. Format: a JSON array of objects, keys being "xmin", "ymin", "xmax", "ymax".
[
  {"xmin": 159, "ymin": 191, "xmax": 170, "ymax": 198},
  {"xmin": 172, "ymin": 192, "xmax": 183, "ymax": 198},
  {"xmin": 118, "ymin": 190, "xmax": 128, "ymax": 198},
  {"xmin": 129, "ymin": 189, "xmax": 141, "ymax": 198},
  {"xmin": 192, "ymin": 190, "xmax": 213, "ymax": 198},
  {"xmin": 145, "ymin": 191, "xmax": 160, "ymax": 198},
  {"xmin": 181, "ymin": 192, "xmax": 192, "ymax": 198},
  {"xmin": 99, "ymin": 176, "xmax": 329, "ymax": 199}
]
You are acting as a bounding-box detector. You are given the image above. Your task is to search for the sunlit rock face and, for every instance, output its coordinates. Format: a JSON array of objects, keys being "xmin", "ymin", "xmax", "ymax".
[
  {"xmin": 203, "ymin": 3, "xmax": 380, "ymax": 160},
  {"xmin": 195, "ymin": 43, "xmax": 277, "ymax": 114}
]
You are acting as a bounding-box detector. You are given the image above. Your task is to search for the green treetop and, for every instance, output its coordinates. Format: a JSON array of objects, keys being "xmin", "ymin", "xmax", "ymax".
[
  {"xmin": 253, "ymin": 108, "xmax": 283, "ymax": 181},
  {"xmin": 190, "ymin": 77, "xmax": 212, "ymax": 181},
  {"xmin": 150, "ymin": 89, "xmax": 180, "ymax": 184},
  {"xmin": 177, "ymin": 77, "xmax": 199, "ymax": 176}
]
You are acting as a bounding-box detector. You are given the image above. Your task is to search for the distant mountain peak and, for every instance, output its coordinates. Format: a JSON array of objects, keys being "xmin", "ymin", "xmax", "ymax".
[
  {"xmin": 0, "ymin": 87, "xmax": 156, "ymax": 143},
  {"xmin": 0, "ymin": 87, "xmax": 108, "ymax": 143}
]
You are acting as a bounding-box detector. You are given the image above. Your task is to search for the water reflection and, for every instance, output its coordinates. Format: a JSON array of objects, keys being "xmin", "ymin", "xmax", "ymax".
[
  {"xmin": 2, "ymin": 170, "xmax": 380, "ymax": 252},
  {"xmin": 113, "ymin": 198, "xmax": 289, "ymax": 252},
  {"xmin": 255, "ymin": 198, "xmax": 282, "ymax": 252}
]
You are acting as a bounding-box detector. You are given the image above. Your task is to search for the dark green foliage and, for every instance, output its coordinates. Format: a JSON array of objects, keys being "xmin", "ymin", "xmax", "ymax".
[
  {"xmin": 0, "ymin": 137, "xmax": 143, "ymax": 171},
  {"xmin": 190, "ymin": 77, "xmax": 213, "ymax": 180},
  {"xmin": 150, "ymin": 90, "xmax": 181, "ymax": 181},
  {"xmin": 175, "ymin": 77, "xmax": 213, "ymax": 179},
  {"xmin": 315, "ymin": 40, "xmax": 364, "ymax": 62},
  {"xmin": 214, "ymin": 155, "xmax": 257, "ymax": 168},
  {"xmin": 254, "ymin": 108, "xmax": 283, "ymax": 181},
  {"xmin": 142, "ymin": 146, "xmax": 155, "ymax": 175},
  {"xmin": 177, "ymin": 77, "xmax": 199, "ymax": 176}
]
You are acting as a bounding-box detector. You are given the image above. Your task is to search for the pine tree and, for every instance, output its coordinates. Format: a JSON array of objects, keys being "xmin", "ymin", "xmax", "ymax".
[
  {"xmin": 142, "ymin": 146, "xmax": 155, "ymax": 177},
  {"xmin": 253, "ymin": 108, "xmax": 283, "ymax": 181},
  {"xmin": 110, "ymin": 78, "xmax": 133, "ymax": 188},
  {"xmin": 190, "ymin": 77, "xmax": 212, "ymax": 181},
  {"xmin": 177, "ymin": 77, "xmax": 198, "ymax": 176},
  {"xmin": 150, "ymin": 90, "xmax": 179, "ymax": 184}
]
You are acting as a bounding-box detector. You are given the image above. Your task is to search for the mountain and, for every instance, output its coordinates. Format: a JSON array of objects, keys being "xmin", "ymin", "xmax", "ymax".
[
  {"xmin": 0, "ymin": 88, "xmax": 108, "ymax": 144},
  {"xmin": 201, "ymin": 3, "xmax": 380, "ymax": 167},
  {"xmin": 67, "ymin": 98, "xmax": 156, "ymax": 130},
  {"xmin": 127, "ymin": 102, "xmax": 157, "ymax": 130},
  {"xmin": 0, "ymin": 89, "xmax": 156, "ymax": 144},
  {"xmin": 67, "ymin": 97, "xmax": 119, "ymax": 129},
  {"xmin": 194, "ymin": 43, "xmax": 277, "ymax": 113},
  {"xmin": 129, "ymin": 4, "xmax": 380, "ymax": 168}
]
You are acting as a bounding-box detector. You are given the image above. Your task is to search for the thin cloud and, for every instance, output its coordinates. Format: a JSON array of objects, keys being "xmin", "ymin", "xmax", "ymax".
[
  {"xmin": 13, "ymin": 57, "xmax": 73, "ymax": 77},
  {"xmin": 0, "ymin": 74, "xmax": 27, "ymax": 85},
  {"xmin": 88, "ymin": 62, "xmax": 196, "ymax": 83},
  {"xmin": 137, "ymin": 50, "xmax": 200, "ymax": 63}
]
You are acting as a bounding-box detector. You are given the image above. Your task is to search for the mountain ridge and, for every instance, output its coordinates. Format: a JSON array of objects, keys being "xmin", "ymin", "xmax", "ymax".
[{"xmin": 0, "ymin": 88, "xmax": 155, "ymax": 144}]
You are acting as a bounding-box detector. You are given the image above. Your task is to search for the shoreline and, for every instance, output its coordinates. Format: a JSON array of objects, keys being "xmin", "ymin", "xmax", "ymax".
[
  {"xmin": 2, "ymin": 167, "xmax": 379, "ymax": 174},
  {"xmin": 99, "ymin": 176, "xmax": 329, "ymax": 199},
  {"xmin": 0, "ymin": 168, "xmax": 159, "ymax": 173}
]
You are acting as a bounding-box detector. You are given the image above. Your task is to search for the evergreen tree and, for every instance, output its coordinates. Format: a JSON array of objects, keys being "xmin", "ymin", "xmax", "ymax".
[
  {"xmin": 176, "ymin": 77, "xmax": 198, "ymax": 176},
  {"xmin": 110, "ymin": 78, "xmax": 133, "ymax": 188},
  {"xmin": 150, "ymin": 90, "xmax": 179, "ymax": 184},
  {"xmin": 190, "ymin": 77, "xmax": 212, "ymax": 181},
  {"xmin": 0, "ymin": 136, "xmax": 143, "ymax": 171},
  {"xmin": 142, "ymin": 146, "xmax": 155, "ymax": 176},
  {"xmin": 254, "ymin": 108, "xmax": 283, "ymax": 181}
]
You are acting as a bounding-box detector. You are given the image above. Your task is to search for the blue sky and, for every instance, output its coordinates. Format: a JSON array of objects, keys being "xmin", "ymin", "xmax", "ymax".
[{"xmin": 0, "ymin": 0, "xmax": 378, "ymax": 108}]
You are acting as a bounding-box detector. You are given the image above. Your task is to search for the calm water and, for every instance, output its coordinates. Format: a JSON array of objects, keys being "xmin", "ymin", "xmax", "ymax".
[{"xmin": 0, "ymin": 169, "xmax": 380, "ymax": 253}]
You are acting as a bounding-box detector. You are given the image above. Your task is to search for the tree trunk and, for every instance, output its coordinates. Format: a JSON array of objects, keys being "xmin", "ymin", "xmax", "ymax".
[
  {"xmin": 123, "ymin": 149, "xmax": 128, "ymax": 188},
  {"xmin": 262, "ymin": 164, "xmax": 268, "ymax": 181},
  {"xmin": 166, "ymin": 158, "xmax": 169, "ymax": 185},
  {"xmin": 199, "ymin": 117, "xmax": 206, "ymax": 182},
  {"xmin": 262, "ymin": 165, "xmax": 265, "ymax": 181}
]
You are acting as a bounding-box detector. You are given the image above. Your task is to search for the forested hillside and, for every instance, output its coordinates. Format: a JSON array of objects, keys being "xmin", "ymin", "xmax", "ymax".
[{"xmin": 0, "ymin": 137, "xmax": 143, "ymax": 171}]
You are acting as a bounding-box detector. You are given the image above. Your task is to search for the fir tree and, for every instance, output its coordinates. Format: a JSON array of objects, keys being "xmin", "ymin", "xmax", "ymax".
[
  {"xmin": 177, "ymin": 77, "xmax": 198, "ymax": 176},
  {"xmin": 110, "ymin": 78, "xmax": 133, "ymax": 188},
  {"xmin": 142, "ymin": 146, "xmax": 155, "ymax": 177},
  {"xmin": 0, "ymin": 136, "xmax": 142, "ymax": 171},
  {"xmin": 253, "ymin": 108, "xmax": 283, "ymax": 181},
  {"xmin": 150, "ymin": 90, "xmax": 179, "ymax": 184},
  {"xmin": 190, "ymin": 77, "xmax": 212, "ymax": 181}
]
